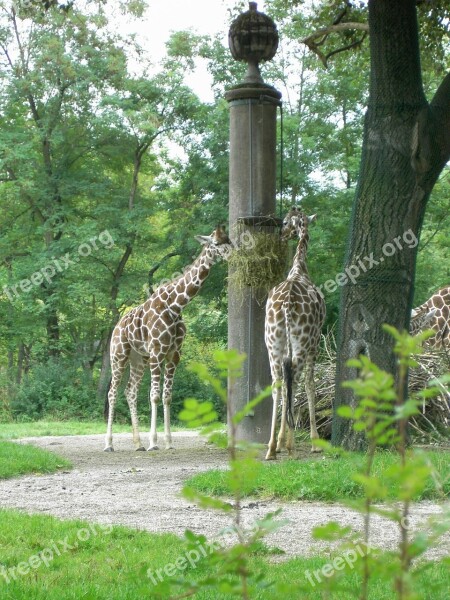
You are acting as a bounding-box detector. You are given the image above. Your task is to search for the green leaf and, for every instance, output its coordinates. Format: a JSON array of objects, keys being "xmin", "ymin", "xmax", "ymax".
[{"xmin": 337, "ymin": 405, "xmax": 354, "ymax": 418}]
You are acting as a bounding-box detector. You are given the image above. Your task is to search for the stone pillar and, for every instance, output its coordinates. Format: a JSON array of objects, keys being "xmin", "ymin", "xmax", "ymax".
[{"xmin": 226, "ymin": 3, "xmax": 281, "ymax": 443}]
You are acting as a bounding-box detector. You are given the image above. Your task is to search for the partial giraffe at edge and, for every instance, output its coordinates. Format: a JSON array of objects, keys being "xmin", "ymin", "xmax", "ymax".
[
  {"xmin": 104, "ymin": 226, "xmax": 232, "ymax": 452},
  {"xmin": 264, "ymin": 207, "xmax": 326, "ymax": 460},
  {"xmin": 410, "ymin": 285, "xmax": 450, "ymax": 349}
]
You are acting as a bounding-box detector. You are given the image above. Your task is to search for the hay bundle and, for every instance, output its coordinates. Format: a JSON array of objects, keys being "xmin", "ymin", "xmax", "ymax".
[
  {"xmin": 293, "ymin": 330, "xmax": 450, "ymax": 443},
  {"xmin": 409, "ymin": 350, "xmax": 450, "ymax": 442},
  {"xmin": 228, "ymin": 224, "xmax": 288, "ymax": 295}
]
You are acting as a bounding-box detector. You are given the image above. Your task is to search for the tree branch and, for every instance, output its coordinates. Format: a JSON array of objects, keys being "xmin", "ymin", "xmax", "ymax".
[
  {"xmin": 148, "ymin": 251, "xmax": 180, "ymax": 293},
  {"xmin": 412, "ymin": 71, "xmax": 450, "ymax": 187},
  {"xmin": 430, "ymin": 71, "xmax": 450, "ymax": 161},
  {"xmin": 301, "ymin": 22, "xmax": 369, "ymax": 67},
  {"xmin": 323, "ymin": 32, "xmax": 368, "ymax": 64}
]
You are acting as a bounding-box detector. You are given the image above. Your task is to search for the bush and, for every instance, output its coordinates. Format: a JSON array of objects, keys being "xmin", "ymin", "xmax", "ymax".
[{"xmin": 11, "ymin": 359, "xmax": 97, "ymax": 421}]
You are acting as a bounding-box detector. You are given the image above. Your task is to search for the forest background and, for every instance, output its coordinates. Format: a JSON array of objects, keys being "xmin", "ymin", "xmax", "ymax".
[{"xmin": 0, "ymin": 0, "xmax": 448, "ymax": 424}]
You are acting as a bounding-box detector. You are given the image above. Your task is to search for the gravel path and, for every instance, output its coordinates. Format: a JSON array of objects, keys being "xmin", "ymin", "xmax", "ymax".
[{"xmin": 1, "ymin": 432, "xmax": 448, "ymax": 559}]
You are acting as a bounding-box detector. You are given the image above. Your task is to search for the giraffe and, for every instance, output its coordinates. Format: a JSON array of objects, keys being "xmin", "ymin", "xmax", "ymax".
[
  {"xmin": 410, "ymin": 285, "xmax": 450, "ymax": 349},
  {"xmin": 264, "ymin": 207, "xmax": 326, "ymax": 460},
  {"xmin": 104, "ymin": 225, "xmax": 232, "ymax": 452}
]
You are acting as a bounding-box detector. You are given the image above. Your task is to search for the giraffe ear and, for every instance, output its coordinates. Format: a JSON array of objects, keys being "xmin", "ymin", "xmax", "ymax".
[
  {"xmin": 308, "ymin": 214, "xmax": 317, "ymax": 223},
  {"xmin": 422, "ymin": 308, "xmax": 437, "ymax": 325},
  {"xmin": 195, "ymin": 234, "xmax": 213, "ymax": 245},
  {"xmin": 215, "ymin": 225, "xmax": 231, "ymax": 244}
]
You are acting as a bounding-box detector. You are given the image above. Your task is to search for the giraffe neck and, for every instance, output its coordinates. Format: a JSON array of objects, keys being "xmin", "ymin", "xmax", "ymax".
[
  {"xmin": 164, "ymin": 246, "xmax": 216, "ymax": 311},
  {"xmin": 287, "ymin": 236, "xmax": 310, "ymax": 281}
]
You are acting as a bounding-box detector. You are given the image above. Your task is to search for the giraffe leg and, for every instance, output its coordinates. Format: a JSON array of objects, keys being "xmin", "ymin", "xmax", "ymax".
[
  {"xmin": 125, "ymin": 352, "xmax": 146, "ymax": 451},
  {"xmin": 305, "ymin": 357, "xmax": 321, "ymax": 453},
  {"xmin": 104, "ymin": 360, "xmax": 127, "ymax": 452},
  {"xmin": 276, "ymin": 380, "xmax": 288, "ymax": 453},
  {"xmin": 162, "ymin": 322, "xmax": 185, "ymax": 450},
  {"xmin": 286, "ymin": 361, "xmax": 303, "ymax": 456},
  {"xmin": 281, "ymin": 358, "xmax": 302, "ymax": 457},
  {"xmin": 266, "ymin": 364, "xmax": 282, "ymax": 460},
  {"xmin": 148, "ymin": 360, "xmax": 162, "ymax": 450},
  {"xmin": 162, "ymin": 362, "xmax": 176, "ymax": 450}
]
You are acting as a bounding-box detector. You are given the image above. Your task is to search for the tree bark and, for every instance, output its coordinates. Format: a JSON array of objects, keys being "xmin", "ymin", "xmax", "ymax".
[{"xmin": 332, "ymin": 0, "xmax": 450, "ymax": 449}]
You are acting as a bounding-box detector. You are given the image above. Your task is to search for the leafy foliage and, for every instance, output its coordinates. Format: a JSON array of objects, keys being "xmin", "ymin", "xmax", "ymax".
[{"xmin": 0, "ymin": 0, "xmax": 448, "ymax": 423}]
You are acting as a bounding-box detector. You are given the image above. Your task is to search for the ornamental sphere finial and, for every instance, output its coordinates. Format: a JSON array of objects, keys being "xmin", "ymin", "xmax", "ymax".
[{"xmin": 228, "ymin": 2, "xmax": 279, "ymax": 85}]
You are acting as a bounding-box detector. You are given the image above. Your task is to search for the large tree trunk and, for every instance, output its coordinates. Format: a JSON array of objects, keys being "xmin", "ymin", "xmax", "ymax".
[{"xmin": 332, "ymin": 0, "xmax": 450, "ymax": 449}]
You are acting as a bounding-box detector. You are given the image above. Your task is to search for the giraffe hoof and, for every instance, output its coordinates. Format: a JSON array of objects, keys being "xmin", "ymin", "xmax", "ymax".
[
  {"xmin": 311, "ymin": 446, "xmax": 322, "ymax": 453},
  {"xmin": 147, "ymin": 446, "xmax": 159, "ymax": 451},
  {"xmin": 135, "ymin": 447, "xmax": 146, "ymax": 452},
  {"xmin": 104, "ymin": 447, "xmax": 114, "ymax": 452},
  {"xmin": 165, "ymin": 445, "xmax": 175, "ymax": 450},
  {"xmin": 265, "ymin": 453, "xmax": 277, "ymax": 461}
]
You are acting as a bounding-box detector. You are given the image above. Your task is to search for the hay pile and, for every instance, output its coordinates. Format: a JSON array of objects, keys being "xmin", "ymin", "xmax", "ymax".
[
  {"xmin": 228, "ymin": 228, "xmax": 288, "ymax": 297},
  {"xmin": 294, "ymin": 331, "xmax": 450, "ymax": 443}
]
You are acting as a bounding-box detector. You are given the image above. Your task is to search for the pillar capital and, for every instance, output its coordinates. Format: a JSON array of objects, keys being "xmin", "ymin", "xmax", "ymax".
[{"xmin": 225, "ymin": 83, "xmax": 281, "ymax": 104}]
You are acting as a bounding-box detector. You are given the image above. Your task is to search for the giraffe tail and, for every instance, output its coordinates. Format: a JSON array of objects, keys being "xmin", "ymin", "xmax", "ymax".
[
  {"xmin": 104, "ymin": 377, "xmax": 112, "ymax": 421},
  {"xmin": 283, "ymin": 357, "xmax": 295, "ymax": 430}
]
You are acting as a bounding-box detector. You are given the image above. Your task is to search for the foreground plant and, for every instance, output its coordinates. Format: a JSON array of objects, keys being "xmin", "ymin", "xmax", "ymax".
[
  {"xmin": 315, "ymin": 326, "xmax": 450, "ymax": 600},
  {"xmin": 153, "ymin": 332, "xmax": 449, "ymax": 599},
  {"xmin": 153, "ymin": 349, "xmax": 286, "ymax": 599}
]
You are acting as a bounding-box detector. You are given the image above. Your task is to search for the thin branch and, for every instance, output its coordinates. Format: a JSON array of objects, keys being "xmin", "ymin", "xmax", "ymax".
[
  {"xmin": 324, "ymin": 32, "xmax": 368, "ymax": 65},
  {"xmin": 301, "ymin": 22, "xmax": 369, "ymax": 67},
  {"xmin": 0, "ymin": 42, "xmax": 14, "ymax": 69},
  {"xmin": 301, "ymin": 21, "xmax": 369, "ymax": 40},
  {"xmin": 419, "ymin": 212, "xmax": 449, "ymax": 251},
  {"xmin": 88, "ymin": 254, "xmax": 115, "ymax": 276},
  {"xmin": 148, "ymin": 251, "xmax": 180, "ymax": 293}
]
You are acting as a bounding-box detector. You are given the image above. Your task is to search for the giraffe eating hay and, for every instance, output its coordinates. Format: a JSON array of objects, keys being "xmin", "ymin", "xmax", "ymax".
[
  {"xmin": 104, "ymin": 226, "xmax": 232, "ymax": 452},
  {"xmin": 264, "ymin": 207, "xmax": 326, "ymax": 460},
  {"xmin": 410, "ymin": 285, "xmax": 450, "ymax": 349}
]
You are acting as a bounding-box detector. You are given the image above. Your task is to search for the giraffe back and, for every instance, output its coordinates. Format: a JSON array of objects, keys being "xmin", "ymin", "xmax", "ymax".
[
  {"xmin": 411, "ymin": 286, "xmax": 450, "ymax": 348},
  {"xmin": 266, "ymin": 278, "xmax": 325, "ymax": 358}
]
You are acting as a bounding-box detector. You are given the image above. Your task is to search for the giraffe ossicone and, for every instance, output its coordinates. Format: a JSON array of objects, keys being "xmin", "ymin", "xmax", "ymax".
[
  {"xmin": 264, "ymin": 206, "xmax": 326, "ymax": 460},
  {"xmin": 104, "ymin": 225, "xmax": 232, "ymax": 452}
]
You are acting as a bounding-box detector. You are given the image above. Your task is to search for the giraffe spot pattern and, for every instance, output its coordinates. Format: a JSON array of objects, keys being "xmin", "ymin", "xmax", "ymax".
[
  {"xmin": 264, "ymin": 208, "xmax": 326, "ymax": 460},
  {"xmin": 105, "ymin": 226, "xmax": 232, "ymax": 451}
]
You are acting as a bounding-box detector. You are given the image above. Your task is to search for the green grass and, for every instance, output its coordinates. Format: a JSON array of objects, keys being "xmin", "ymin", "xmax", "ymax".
[
  {"xmin": 0, "ymin": 509, "xmax": 448, "ymax": 599},
  {"xmin": 0, "ymin": 441, "xmax": 71, "ymax": 479},
  {"xmin": 186, "ymin": 450, "xmax": 450, "ymax": 502},
  {"xmin": 0, "ymin": 420, "xmax": 132, "ymax": 440},
  {"xmin": 0, "ymin": 420, "xmax": 185, "ymax": 440}
]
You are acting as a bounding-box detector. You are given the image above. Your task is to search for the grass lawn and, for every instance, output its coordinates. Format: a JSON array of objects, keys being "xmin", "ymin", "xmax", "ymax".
[
  {"xmin": 0, "ymin": 441, "xmax": 72, "ymax": 479},
  {"xmin": 0, "ymin": 509, "xmax": 448, "ymax": 599},
  {"xmin": 0, "ymin": 420, "xmax": 186, "ymax": 440},
  {"xmin": 0, "ymin": 420, "xmax": 132, "ymax": 440},
  {"xmin": 186, "ymin": 449, "xmax": 450, "ymax": 502}
]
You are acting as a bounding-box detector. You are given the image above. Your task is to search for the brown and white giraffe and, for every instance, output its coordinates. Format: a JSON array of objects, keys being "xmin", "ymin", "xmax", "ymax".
[
  {"xmin": 104, "ymin": 226, "xmax": 232, "ymax": 452},
  {"xmin": 410, "ymin": 285, "xmax": 450, "ymax": 349},
  {"xmin": 264, "ymin": 207, "xmax": 326, "ymax": 460}
]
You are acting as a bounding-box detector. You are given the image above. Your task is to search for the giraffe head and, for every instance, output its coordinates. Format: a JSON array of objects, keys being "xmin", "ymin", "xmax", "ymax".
[
  {"xmin": 281, "ymin": 207, "xmax": 316, "ymax": 241},
  {"xmin": 195, "ymin": 225, "xmax": 233, "ymax": 260},
  {"xmin": 410, "ymin": 306, "xmax": 437, "ymax": 335}
]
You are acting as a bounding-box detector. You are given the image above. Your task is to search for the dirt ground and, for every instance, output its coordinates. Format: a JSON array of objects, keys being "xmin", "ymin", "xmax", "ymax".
[{"xmin": 1, "ymin": 431, "xmax": 449, "ymax": 559}]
